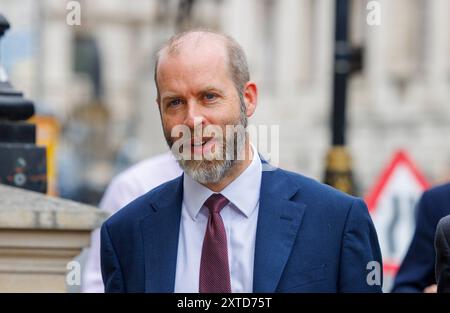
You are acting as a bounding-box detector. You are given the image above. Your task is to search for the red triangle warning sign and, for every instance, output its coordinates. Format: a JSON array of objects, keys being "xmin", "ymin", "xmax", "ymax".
[{"xmin": 365, "ymin": 150, "xmax": 429, "ymax": 291}]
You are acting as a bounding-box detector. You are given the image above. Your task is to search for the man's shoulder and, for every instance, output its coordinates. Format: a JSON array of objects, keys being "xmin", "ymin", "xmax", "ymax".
[
  {"xmin": 424, "ymin": 182, "xmax": 450, "ymax": 200},
  {"xmin": 103, "ymin": 175, "xmax": 182, "ymax": 228},
  {"xmin": 437, "ymin": 214, "xmax": 450, "ymax": 234},
  {"xmin": 436, "ymin": 215, "xmax": 450, "ymax": 258},
  {"xmin": 269, "ymin": 167, "xmax": 361, "ymax": 217},
  {"xmin": 270, "ymin": 167, "xmax": 371, "ymax": 237},
  {"xmin": 275, "ymin": 167, "xmax": 358, "ymax": 203},
  {"xmin": 420, "ymin": 182, "xmax": 450, "ymax": 215}
]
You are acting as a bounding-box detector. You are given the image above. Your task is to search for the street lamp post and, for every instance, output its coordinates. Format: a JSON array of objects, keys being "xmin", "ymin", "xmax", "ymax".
[
  {"xmin": 0, "ymin": 14, "xmax": 47, "ymax": 193},
  {"xmin": 324, "ymin": 0, "xmax": 362, "ymax": 195}
]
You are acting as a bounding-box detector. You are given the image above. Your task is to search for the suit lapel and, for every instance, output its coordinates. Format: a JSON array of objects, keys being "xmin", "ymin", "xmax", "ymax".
[
  {"xmin": 139, "ymin": 165, "xmax": 306, "ymax": 293},
  {"xmin": 253, "ymin": 169, "xmax": 306, "ymax": 292},
  {"xmin": 141, "ymin": 175, "xmax": 183, "ymax": 292}
]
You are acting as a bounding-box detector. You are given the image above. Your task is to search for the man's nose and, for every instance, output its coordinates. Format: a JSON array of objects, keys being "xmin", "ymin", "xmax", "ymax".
[{"xmin": 183, "ymin": 100, "xmax": 205, "ymax": 130}]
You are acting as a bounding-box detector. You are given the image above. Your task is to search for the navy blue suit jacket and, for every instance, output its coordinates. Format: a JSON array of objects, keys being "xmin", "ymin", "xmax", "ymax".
[
  {"xmin": 392, "ymin": 183, "xmax": 450, "ymax": 292},
  {"xmin": 101, "ymin": 165, "xmax": 382, "ymax": 292}
]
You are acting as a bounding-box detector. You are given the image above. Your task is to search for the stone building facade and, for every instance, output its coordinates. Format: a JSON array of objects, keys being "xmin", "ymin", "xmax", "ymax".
[{"xmin": 1, "ymin": 0, "xmax": 449, "ymax": 199}]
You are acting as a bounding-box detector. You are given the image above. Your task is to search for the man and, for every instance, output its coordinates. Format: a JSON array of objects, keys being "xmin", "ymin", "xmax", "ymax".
[
  {"xmin": 101, "ymin": 30, "xmax": 382, "ymax": 293},
  {"xmin": 392, "ymin": 183, "xmax": 450, "ymax": 292},
  {"xmin": 82, "ymin": 152, "xmax": 182, "ymax": 292},
  {"xmin": 435, "ymin": 215, "xmax": 450, "ymax": 293}
]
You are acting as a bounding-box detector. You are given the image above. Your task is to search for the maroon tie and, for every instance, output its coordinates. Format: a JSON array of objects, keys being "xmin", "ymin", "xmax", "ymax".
[{"xmin": 199, "ymin": 193, "xmax": 232, "ymax": 293}]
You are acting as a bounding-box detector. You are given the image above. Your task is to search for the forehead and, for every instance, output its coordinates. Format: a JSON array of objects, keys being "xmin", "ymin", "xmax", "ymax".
[{"xmin": 156, "ymin": 37, "xmax": 232, "ymax": 90}]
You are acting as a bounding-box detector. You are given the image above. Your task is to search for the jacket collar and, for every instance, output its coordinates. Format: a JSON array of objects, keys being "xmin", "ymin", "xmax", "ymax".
[{"xmin": 141, "ymin": 161, "xmax": 306, "ymax": 292}]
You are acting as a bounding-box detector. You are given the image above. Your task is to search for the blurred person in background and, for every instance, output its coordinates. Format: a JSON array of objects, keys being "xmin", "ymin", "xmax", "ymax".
[
  {"xmin": 82, "ymin": 152, "xmax": 182, "ymax": 292},
  {"xmin": 435, "ymin": 214, "xmax": 450, "ymax": 293},
  {"xmin": 392, "ymin": 183, "xmax": 450, "ymax": 293}
]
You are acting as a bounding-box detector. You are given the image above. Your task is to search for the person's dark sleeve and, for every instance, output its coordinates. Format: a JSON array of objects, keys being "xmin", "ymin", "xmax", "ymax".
[
  {"xmin": 339, "ymin": 199, "xmax": 383, "ymax": 292},
  {"xmin": 391, "ymin": 192, "xmax": 437, "ymax": 292},
  {"xmin": 100, "ymin": 222, "xmax": 126, "ymax": 292},
  {"xmin": 435, "ymin": 216, "xmax": 450, "ymax": 293}
]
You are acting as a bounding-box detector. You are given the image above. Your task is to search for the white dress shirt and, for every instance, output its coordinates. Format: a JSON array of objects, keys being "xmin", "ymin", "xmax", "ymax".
[
  {"xmin": 82, "ymin": 152, "xmax": 182, "ymax": 292},
  {"xmin": 174, "ymin": 146, "xmax": 262, "ymax": 293}
]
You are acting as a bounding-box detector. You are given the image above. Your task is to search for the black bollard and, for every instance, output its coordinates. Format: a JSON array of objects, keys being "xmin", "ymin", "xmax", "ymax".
[{"xmin": 0, "ymin": 14, "xmax": 47, "ymax": 193}]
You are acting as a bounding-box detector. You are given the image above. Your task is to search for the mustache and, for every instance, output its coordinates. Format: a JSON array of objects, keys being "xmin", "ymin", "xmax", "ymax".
[{"xmin": 167, "ymin": 135, "xmax": 222, "ymax": 147}]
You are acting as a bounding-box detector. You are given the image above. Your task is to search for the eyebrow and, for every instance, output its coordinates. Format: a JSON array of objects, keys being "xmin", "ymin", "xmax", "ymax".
[
  {"xmin": 161, "ymin": 86, "xmax": 226, "ymax": 100},
  {"xmin": 161, "ymin": 93, "xmax": 182, "ymax": 102},
  {"xmin": 200, "ymin": 86, "xmax": 226, "ymax": 95}
]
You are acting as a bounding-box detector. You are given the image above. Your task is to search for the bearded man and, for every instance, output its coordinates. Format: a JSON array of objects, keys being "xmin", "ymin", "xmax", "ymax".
[{"xmin": 100, "ymin": 30, "xmax": 382, "ymax": 293}]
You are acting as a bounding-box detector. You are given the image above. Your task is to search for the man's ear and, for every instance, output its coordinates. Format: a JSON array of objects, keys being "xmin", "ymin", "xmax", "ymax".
[{"xmin": 243, "ymin": 81, "xmax": 257, "ymax": 118}]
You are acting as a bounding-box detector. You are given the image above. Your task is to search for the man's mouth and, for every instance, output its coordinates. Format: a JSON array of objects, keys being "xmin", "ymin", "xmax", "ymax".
[
  {"xmin": 191, "ymin": 137, "xmax": 213, "ymax": 147},
  {"xmin": 188, "ymin": 136, "xmax": 218, "ymax": 157}
]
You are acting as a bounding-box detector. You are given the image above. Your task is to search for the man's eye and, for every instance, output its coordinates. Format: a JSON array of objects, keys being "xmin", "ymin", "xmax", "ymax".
[
  {"xmin": 204, "ymin": 93, "xmax": 217, "ymax": 101},
  {"xmin": 169, "ymin": 99, "xmax": 182, "ymax": 107}
]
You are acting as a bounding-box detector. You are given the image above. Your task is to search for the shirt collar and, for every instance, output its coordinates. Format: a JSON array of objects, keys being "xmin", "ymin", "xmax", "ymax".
[{"xmin": 183, "ymin": 144, "xmax": 262, "ymax": 221}]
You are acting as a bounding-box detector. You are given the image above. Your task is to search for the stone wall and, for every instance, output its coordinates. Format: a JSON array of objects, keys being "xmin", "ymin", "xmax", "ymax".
[{"xmin": 0, "ymin": 184, "xmax": 108, "ymax": 292}]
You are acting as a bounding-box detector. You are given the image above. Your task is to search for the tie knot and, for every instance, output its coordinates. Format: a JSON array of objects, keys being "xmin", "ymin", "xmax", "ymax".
[{"xmin": 204, "ymin": 193, "xmax": 229, "ymax": 214}]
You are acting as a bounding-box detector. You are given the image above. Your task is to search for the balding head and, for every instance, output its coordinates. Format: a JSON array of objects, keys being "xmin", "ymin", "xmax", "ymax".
[{"xmin": 154, "ymin": 30, "xmax": 250, "ymax": 103}]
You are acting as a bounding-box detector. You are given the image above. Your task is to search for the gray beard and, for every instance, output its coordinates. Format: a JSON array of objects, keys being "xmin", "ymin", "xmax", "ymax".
[
  {"xmin": 180, "ymin": 157, "xmax": 235, "ymax": 185},
  {"xmin": 165, "ymin": 103, "xmax": 248, "ymax": 185},
  {"xmin": 177, "ymin": 126, "xmax": 245, "ymax": 184}
]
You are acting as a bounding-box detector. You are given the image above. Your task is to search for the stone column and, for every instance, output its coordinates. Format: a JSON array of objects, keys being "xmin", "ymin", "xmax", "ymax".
[
  {"xmin": 0, "ymin": 184, "xmax": 108, "ymax": 292},
  {"xmin": 365, "ymin": 0, "xmax": 393, "ymax": 112},
  {"xmin": 311, "ymin": 0, "xmax": 333, "ymax": 105},
  {"xmin": 40, "ymin": 5, "xmax": 73, "ymax": 120},
  {"xmin": 423, "ymin": 0, "xmax": 449, "ymax": 103},
  {"xmin": 221, "ymin": 0, "xmax": 257, "ymax": 73},
  {"xmin": 273, "ymin": 0, "xmax": 312, "ymax": 96},
  {"xmin": 95, "ymin": 21, "xmax": 136, "ymax": 149}
]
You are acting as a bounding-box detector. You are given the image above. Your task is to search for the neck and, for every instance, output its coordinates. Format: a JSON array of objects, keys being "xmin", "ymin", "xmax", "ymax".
[{"xmin": 204, "ymin": 141, "xmax": 253, "ymax": 192}]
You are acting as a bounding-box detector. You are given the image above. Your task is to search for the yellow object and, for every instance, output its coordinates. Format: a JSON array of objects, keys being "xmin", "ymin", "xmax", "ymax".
[
  {"xmin": 29, "ymin": 115, "xmax": 60, "ymax": 196},
  {"xmin": 324, "ymin": 146, "xmax": 353, "ymax": 195}
]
